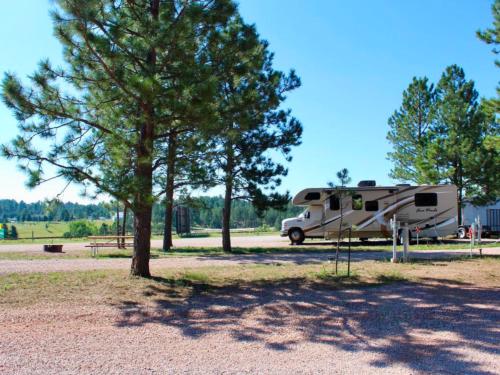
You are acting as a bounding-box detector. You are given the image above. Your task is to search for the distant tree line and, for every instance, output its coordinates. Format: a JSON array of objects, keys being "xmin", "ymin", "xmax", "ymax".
[
  {"xmin": 0, "ymin": 197, "xmax": 302, "ymax": 232},
  {"xmin": 152, "ymin": 197, "xmax": 302, "ymax": 232},
  {"xmin": 0, "ymin": 199, "xmax": 111, "ymax": 222}
]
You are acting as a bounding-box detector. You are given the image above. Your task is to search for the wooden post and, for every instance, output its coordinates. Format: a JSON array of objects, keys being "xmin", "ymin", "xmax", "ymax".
[
  {"xmin": 347, "ymin": 227, "xmax": 352, "ymax": 277},
  {"xmin": 469, "ymin": 223, "xmax": 475, "ymax": 258},
  {"xmin": 116, "ymin": 202, "xmax": 120, "ymax": 249}
]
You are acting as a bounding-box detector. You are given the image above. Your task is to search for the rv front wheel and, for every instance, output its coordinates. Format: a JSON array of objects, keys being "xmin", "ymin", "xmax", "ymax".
[{"xmin": 289, "ymin": 228, "xmax": 305, "ymax": 245}]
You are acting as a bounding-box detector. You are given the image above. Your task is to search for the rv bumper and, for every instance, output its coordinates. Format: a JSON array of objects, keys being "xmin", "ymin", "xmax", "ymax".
[{"xmin": 280, "ymin": 230, "xmax": 288, "ymax": 237}]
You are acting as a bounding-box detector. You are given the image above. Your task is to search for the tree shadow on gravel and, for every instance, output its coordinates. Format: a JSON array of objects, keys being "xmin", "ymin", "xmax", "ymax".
[{"xmin": 115, "ymin": 278, "xmax": 500, "ymax": 374}]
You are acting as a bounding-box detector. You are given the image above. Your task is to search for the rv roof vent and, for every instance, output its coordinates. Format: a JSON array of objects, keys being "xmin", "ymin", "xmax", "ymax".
[
  {"xmin": 358, "ymin": 180, "xmax": 376, "ymax": 187},
  {"xmin": 396, "ymin": 183, "xmax": 410, "ymax": 187}
]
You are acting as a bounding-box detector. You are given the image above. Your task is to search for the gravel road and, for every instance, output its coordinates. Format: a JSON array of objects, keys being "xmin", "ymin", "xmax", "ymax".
[
  {"xmin": 2, "ymin": 235, "xmax": 496, "ymax": 253},
  {"xmin": 0, "ymin": 235, "xmax": 293, "ymax": 253},
  {"xmin": 1, "ymin": 281, "xmax": 498, "ymax": 374},
  {"xmin": 0, "ymin": 247, "xmax": 499, "ymax": 275}
]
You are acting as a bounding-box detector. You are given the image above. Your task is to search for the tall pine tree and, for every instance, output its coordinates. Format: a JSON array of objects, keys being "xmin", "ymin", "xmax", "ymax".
[
  {"xmin": 1, "ymin": 0, "xmax": 235, "ymax": 276},
  {"xmin": 477, "ymin": 0, "xmax": 500, "ymax": 114},
  {"xmin": 387, "ymin": 77, "xmax": 437, "ymax": 183},
  {"xmin": 207, "ymin": 17, "xmax": 302, "ymax": 252},
  {"xmin": 433, "ymin": 65, "xmax": 498, "ymax": 222},
  {"xmin": 387, "ymin": 66, "xmax": 498, "ymax": 224}
]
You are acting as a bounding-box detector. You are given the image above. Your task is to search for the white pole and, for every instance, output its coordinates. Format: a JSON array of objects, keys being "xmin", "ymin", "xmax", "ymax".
[
  {"xmin": 391, "ymin": 214, "xmax": 398, "ymax": 263},
  {"xmin": 403, "ymin": 223, "xmax": 409, "ymax": 262}
]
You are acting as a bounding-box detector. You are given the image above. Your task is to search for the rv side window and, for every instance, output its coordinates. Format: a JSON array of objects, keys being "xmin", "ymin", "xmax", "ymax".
[
  {"xmin": 365, "ymin": 200, "xmax": 379, "ymax": 211},
  {"xmin": 415, "ymin": 193, "xmax": 438, "ymax": 206},
  {"xmin": 352, "ymin": 195, "xmax": 363, "ymax": 210},
  {"xmin": 329, "ymin": 196, "xmax": 340, "ymax": 210},
  {"xmin": 305, "ymin": 192, "xmax": 321, "ymax": 201}
]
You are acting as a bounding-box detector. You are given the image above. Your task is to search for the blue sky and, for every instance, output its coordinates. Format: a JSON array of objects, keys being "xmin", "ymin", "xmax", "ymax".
[{"xmin": 0, "ymin": 0, "xmax": 497, "ymax": 203}]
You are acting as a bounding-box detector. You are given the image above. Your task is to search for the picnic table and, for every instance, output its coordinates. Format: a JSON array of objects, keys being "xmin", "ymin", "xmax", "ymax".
[{"xmin": 86, "ymin": 235, "xmax": 134, "ymax": 258}]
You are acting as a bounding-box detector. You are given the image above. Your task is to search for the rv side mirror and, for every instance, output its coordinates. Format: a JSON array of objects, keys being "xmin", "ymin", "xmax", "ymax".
[{"xmin": 305, "ymin": 212, "xmax": 310, "ymax": 219}]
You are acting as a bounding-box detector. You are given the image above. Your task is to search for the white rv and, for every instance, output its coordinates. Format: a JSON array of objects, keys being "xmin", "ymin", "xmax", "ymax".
[
  {"xmin": 457, "ymin": 199, "xmax": 500, "ymax": 238},
  {"xmin": 281, "ymin": 182, "xmax": 458, "ymax": 244}
]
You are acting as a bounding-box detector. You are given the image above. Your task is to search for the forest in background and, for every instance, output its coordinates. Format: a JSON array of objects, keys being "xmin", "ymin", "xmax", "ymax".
[{"xmin": 0, "ymin": 197, "xmax": 302, "ymax": 231}]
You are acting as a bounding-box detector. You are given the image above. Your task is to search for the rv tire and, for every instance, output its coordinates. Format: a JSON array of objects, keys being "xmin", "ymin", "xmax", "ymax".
[{"xmin": 288, "ymin": 228, "xmax": 305, "ymax": 245}]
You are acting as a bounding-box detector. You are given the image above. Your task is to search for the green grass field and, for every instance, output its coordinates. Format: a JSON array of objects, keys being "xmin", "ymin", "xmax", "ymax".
[
  {"xmin": 2, "ymin": 220, "xmax": 113, "ymax": 239},
  {"xmin": 0, "ymin": 221, "xmax": 278, "ymax": 244}
]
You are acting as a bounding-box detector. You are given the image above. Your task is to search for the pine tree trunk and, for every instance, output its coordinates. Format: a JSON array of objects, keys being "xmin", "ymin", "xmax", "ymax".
[
  {"xmin": 222, "ymin": 181, "xmax": 232, "ymax": 252},
  {"xmin": 222, "ymin": 147, "xmax": 233, "ymax": 253},
  {"xmin": 131, "ymin": 145, "xmax": 153, "ymax": 277},
  {"xmin": 121, "ymin": 206, "xmax": 127, "ymax": 249},
  {"xmin": 457, "ymin": 187, "xmax": 463, "ymax": 226},
  {"xmin": 132, "ymin": 205, "xmax": 152, "ymax": 277},
  {"xmin": 116, "ymin": 202, "xmax": 120, "ymax": 249},
  {"xmin": 130, "ymin": 0, "xmax": 158, "ymax": 277},
  {"xmin": 163, "ymin": 132, "xmax": 176, "ymax": 251}
]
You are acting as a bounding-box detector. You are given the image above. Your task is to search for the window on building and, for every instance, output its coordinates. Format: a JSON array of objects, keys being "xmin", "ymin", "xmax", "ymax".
[
  {"xmin": 329, "ymin": 195, "xmax": 340, "ymax": 210},
  {"xmin": 414, "ymin": 193, "xmax": 438, "ymax": 206},
  {"xmin": 304, "ymin": 192, "xmax": 320, "ymax": 201},
  {"xmin": 365, "ymin": 200, "xmax": 379, "ymax": 211},
  {"xmin": 352, "ymin": 194, "xmax": 363, "ymax": 210}
]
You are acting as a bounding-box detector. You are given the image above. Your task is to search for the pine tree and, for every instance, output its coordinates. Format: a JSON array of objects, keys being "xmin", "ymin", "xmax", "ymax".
[
  {"xmin": 476, "ymin": 0, "xmax": 500, "ymax": 202},
  {"xmin": 433, "ymin": 65, "xmax": 498, "ymax": 223},
  {"xmin": 477, "ymin": 0, "xmax": 500, "ymax": 114},
  {"xmin": 387, "ymin": 66, "xmax": 498, "ymax": 224},
  {"xmin": 386, "ymin": 77, "xmax": 438, "ymax": 183},
  {"xmin": 206, "ymin": 17, "xmax": 302, "ymax": 252},
  {"xmin": 159, "ymin": 128, "xmax": 215, "ymax": 251},
  {"xmin": 327, "ymin": 168, "xmax": 351, "ymax": 274},
  {"xmin": 1, "ymin": 0, "xmax": 235, "ymax": 276}
]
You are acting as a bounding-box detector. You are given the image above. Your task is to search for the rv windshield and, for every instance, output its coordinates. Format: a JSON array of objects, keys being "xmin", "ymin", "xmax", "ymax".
[{"xmin": 299, "ymin": 209, "xmax": 310, "ymax": 219}]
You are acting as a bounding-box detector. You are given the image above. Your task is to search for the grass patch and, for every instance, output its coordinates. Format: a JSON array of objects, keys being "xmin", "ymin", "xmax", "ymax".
[
  {"xmin": 2, "ymin": 257, "xmax": 499, "ymax": 308},
  {"xmin": 375, "ymin": 271, "xmax": 408, "ymax": 283}
]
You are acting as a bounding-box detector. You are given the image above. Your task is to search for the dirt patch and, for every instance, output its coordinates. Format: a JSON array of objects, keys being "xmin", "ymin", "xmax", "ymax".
[
  {"xmin": 0, "ymin": 259, "xmax": 499, "ymax": 374},
  {"xmin": 1, "ymin": 281, "xmax": 498, "ymax": 374}
]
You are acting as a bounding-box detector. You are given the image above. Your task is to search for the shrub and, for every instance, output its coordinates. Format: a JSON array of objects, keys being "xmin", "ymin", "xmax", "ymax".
[
  {"xmin": 99, "ymin": 223, "xmax": 110, "ymax": 235},
  {"xmin": 255, "ymin": 223, "xmax": 273, "ymax": 233},
  {"xmin": 63, "ymin": 220, "xmax": 98, "ymax": 238},
  {"xmin": 10, "ymin": 225, "xmax": 18, "ymax": 239}
]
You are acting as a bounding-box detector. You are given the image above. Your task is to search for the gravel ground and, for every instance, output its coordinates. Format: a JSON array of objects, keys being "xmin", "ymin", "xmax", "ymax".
[
  {"xmin": 0, "ymin": 235, "xmax": 293, "ymax": 253},
  {"xmin": 1, "ymin": 281, "xmax": 498, "ymax": 374},
  {"xmin": 0, "ymin": 248, "xmax": 499, "ymax": 275}
]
